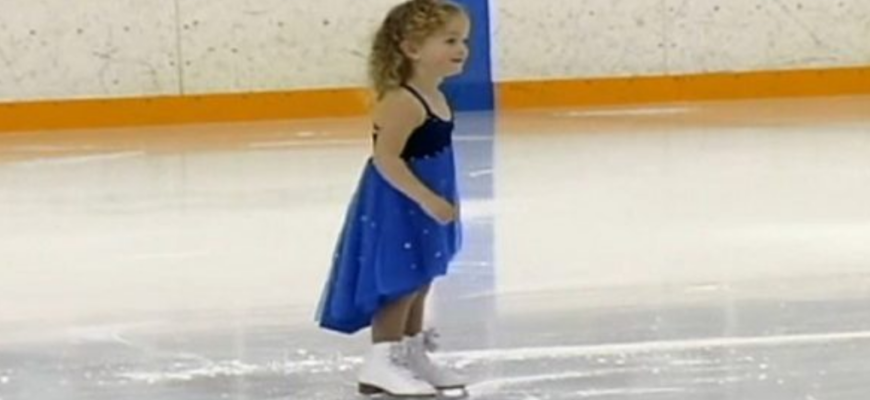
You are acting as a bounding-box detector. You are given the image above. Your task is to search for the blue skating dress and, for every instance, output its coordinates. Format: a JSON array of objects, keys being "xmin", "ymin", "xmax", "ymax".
[{"xmin": 316, "ymin": 85, "xmax": 462, "ymax": 334}]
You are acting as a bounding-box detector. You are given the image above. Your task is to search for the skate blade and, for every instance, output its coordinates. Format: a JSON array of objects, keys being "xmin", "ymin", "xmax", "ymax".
[
  {"xmin": 436, "ymin": 387, "xmax": 469, "ymax": 399},
  {"xmin": 358, "ymin": 383, "xmax": 438, "ymax": 398}
]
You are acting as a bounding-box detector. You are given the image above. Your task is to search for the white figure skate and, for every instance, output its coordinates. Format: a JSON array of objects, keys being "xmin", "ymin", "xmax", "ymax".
[
  {"xmin": 405, "ymin": 329, "xmax": 469, "ymax": 395},
  {"xmin": 358, "ymin": 342, "xmax": 438, "ymax": 398}
]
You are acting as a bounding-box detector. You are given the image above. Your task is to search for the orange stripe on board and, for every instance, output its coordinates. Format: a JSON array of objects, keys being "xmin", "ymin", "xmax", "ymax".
[
  {"xmin": 0, "ymin": 88, "xmax": 370, "ymax": 133},
  {"xmin": 498, "ymin": 66, "xmax": 870, "ymax": 110},
  {"xmin": 2, "ymin": 67, "xmax": 869, "ymax": 133}
]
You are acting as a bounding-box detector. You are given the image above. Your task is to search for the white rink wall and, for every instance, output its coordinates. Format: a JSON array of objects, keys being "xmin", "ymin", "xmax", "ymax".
[
  {"xmin": 0, "ymin": 0, "xmax": 396, "ymax": 102},
  {"xmin": 494, "ymin": 0, "xmax": 870, "ymax": 81},
  {"xmin": 2, "ymin": 0, "xmax": 869, "ymax": 102}
]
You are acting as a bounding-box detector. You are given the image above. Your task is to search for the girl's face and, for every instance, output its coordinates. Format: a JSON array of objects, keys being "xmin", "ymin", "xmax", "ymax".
[{"xmin": 405, "ymin": 14, "xmax": 471, "ymax": 80}]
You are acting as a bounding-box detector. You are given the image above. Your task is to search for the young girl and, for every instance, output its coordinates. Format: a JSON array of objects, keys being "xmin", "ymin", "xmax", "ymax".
[{"xmin": 316, "ymin": 0, "xmax": 471, "ymax": 397}]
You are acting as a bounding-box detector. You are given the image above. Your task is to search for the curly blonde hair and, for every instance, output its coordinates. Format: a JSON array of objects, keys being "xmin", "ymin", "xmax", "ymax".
[{"xmin": 369, "ymin": 0, "xmax": 466, "ymax": 98}]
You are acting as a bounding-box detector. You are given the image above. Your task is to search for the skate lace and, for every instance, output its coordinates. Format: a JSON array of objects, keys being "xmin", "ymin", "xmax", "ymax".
[
  {"xmin": 389, "ymin": 344, "xmax": 425, "ymax": 380},
  {"xmin": 421, "ymin": 328, "xmax": 441, "ymax": 352}
]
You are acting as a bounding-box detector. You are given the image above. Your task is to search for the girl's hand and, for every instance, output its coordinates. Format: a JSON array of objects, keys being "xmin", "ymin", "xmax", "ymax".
[{"xmin": 422, "ymin": 195, "xmax": 456, "ymax": 225}]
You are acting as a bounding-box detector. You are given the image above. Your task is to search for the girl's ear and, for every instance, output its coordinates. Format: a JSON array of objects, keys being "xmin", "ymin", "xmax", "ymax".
[{"xmin": 400, "ymin": 39, "xmax": 422, "ymax": 61}]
